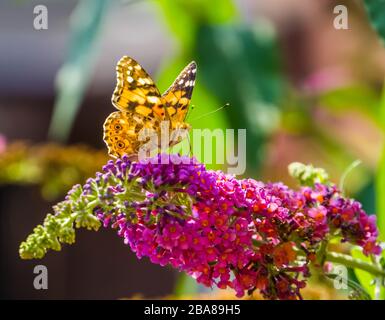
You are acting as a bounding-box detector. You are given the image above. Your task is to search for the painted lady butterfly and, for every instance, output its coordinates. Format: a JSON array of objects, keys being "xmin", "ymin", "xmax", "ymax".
[{"xmin": 103, "ymin": 56, "xmax": 196, "ymax": 159}]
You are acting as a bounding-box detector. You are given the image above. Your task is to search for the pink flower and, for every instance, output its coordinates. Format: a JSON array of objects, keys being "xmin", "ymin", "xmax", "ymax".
[
  {"xmin": 163, "ymin": 222, "xmax": 182, "ymax": 240},
  {"xmin": 93, "ymin": 154, "xmax": 382, "ymax": 299},
  {"xmin": 308, "ymin": 206, "xmax": 327, "ymax": 224},
  {"xmin": 363, "ymin": 237, "xmax": 382, "ymax": 256}
]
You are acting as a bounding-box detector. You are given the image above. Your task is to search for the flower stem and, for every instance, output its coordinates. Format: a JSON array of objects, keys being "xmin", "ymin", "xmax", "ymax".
[{"xmin": 326, "ymin": 251, "xmax": 385, "ymax": 278}]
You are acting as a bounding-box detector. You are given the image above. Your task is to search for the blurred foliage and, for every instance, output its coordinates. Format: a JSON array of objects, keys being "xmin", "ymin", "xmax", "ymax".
[
  {"xmin": 319, "ymin": 85, "xmax": 380, "ymax": 121},
  {"xmin": 0, "ymin": 142, "xmax": 108, "ymax": 200},
  {"xmin": 196, "ymin": 22, "xmax": 284, "ymax": 170},
  {"xmin": 155, "ymin": 0, "xmax": 237, "ymax": 52},
  {"xmin": 155, "ymin": 0, "xmax": 235, "ymax": 171},
  {"xmin": 277, "ymin": 96, "xmax": 372, "ymax": 195},
  {"xmin": 377, "ymin": 150, "xmax": 385, "ymax": 236},
  {"xmin": 364, "ymin": 0, "xmax": 385, "ymax": 46},
  {"xmin": 280, "ymin": 75, "xmax": 385, "ymax": 195},
  {"xmin": 155, "ymin": 0, "xmax": 285, "ymax": 174},
  {"xmin": 376, "ymin": 80, "xmax": 385, "ymax": 241},
  {"xmin": 351, "ymin": 246, "xmax": 384, "ymax": 300},
  {"xmin": 173, "ymin": 272, "xmax": 200, "ymax": 298},
  {"xmin": 48, "ymin": 0, "xmax": 110, "ymax": 142}
]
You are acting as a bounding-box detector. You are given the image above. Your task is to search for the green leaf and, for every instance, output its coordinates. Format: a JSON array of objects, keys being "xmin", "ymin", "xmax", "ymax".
[
  {"xmin": 196, "ymin": 22, "xmax": 285, "ymax": 172},
  {"xmin": 380, "ymin": 80, "xmax": 385, "ymax": 129},
  {"xmin": 351, "ymin": 246, "xmax": 383, "ymax": 299},
  {"xmin": 154, "ymin": 0, "xmax": 237, "ymax": 52},
  {"xmin": 355, "ymin": 178, "xmax": 377, "ymax": 215},
  {"xmin": 364, "ymin": 0, "xmax": 385, "ymax": 45}
]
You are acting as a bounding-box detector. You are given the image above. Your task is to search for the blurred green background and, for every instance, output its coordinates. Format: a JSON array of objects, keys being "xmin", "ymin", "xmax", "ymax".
[{"xmin": 1, "ymin": 0, "xmax": 385, "ymax": 299}]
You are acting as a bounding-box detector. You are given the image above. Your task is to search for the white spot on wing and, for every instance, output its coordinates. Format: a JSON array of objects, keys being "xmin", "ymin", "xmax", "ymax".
[
  {"xmin": 147, "ymin": 96, "xmax": 159, "ymax": 104},
  {"xmin": 185, "ymin": 80, "xmax": 195, "ymax": 87}
]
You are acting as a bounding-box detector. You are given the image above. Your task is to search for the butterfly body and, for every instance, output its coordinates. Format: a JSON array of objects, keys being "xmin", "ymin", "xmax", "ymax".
[{"xmin": 103, "ymin": 56, "xmax": 196, "ymax": 158}]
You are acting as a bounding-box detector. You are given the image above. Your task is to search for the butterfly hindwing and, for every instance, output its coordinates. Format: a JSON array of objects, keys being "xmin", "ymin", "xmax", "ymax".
[
  {"xmin": 103, "ymin": 110, "xmax": 161, "ymax": 158},
  {"xmin": 161, "ymin": 61, "xmax": 197, "ymax": 123},
  {"xmin": 103, "ymin": 111, "xmax": 137, "ymax": 158}
]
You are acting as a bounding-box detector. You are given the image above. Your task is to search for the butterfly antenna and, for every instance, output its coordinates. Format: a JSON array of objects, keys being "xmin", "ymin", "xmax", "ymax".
[{"xmin": 190, "ymin": 103, "xmax": 230, "ymax": 121}]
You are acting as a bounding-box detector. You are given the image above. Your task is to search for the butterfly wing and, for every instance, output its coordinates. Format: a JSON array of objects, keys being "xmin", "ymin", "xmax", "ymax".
[
  {"xmin": 161, "ymin": 61, "xmax": 197, "ymax": 123},
  {"xmin": 111, "ymin": 56, "xmax": 166, "ymax": 119},
  {"xmin": 103, "ymin": 110, "xmax": 160, "ymax": 158},
  {"xmin": 103, "ymin": 111, "xmax": 137, "ymax": 158},
  {"xmin": 105, "ymin": 57, "xmax": 167, "ymax": 158}
]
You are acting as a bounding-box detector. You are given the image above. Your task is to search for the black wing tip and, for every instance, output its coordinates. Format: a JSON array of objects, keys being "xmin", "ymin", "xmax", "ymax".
[{"xmin": 186, "ymin": 61, "xmax": 197, "ymax": 75}]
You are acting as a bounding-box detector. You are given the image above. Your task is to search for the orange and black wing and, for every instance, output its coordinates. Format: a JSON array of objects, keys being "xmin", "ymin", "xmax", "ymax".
[
  {"xmin": 111, "ymin": 56, "xmax": 166, "ymax": 119},
  {"xmin": 161, "ymin": 61, "xmax": 197, "ymax": 123}
]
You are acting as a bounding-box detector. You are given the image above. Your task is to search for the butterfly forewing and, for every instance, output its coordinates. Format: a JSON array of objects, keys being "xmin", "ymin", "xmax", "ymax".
[
  {"xmin": 161, "ymin": 61, "xmax": 197, "ymax": 123},
  {"xmin": 111, "ymin": 56, "xmax": 166, "ymax": 119}
]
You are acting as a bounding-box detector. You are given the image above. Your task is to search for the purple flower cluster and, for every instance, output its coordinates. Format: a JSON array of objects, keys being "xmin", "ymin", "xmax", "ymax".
[
  {"xmin": 96, "ymin": 154, "xmax": 381, "ymax": 300},
  {"xmin": 301, "ymin": 184, "xmax": 381, "ymax": 256}
]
